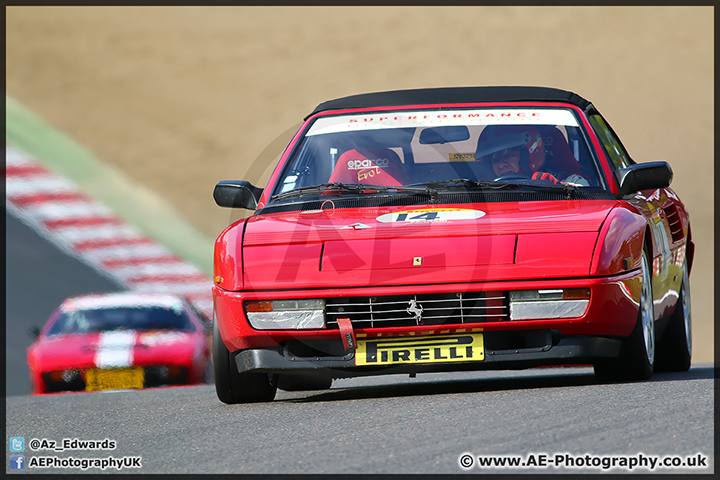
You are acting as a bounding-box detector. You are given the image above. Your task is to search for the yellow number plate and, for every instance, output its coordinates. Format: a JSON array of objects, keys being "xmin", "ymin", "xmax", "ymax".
[
  {"xmin": 85, "ymin": 367, "xmax": 145, "ymax": 391},
  {"xmin": 356, "ymin": 334, "xmax": 484, "ymax": 365}
]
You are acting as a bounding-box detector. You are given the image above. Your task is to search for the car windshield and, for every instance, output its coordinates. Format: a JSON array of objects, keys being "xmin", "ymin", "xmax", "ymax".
[
  {"xmin": 46, "ymin": 306, "xmax": 197, "ymax": 336},
  {"xmin": 270, "ymin": 107, "xmax": 604, "ymax": 203}
]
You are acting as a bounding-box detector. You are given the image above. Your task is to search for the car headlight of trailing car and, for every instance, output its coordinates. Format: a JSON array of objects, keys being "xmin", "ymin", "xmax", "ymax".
[
  {"xmin": 49, "ymin": 369, "xmax": 81, "ymax": 383},
  {"xmin": 509, "ymin": 288, "xmax": 590, "ymax": 320},
  {"xmin": 245, "ymin": 299, "xmax": 326, "ymax": 329}
]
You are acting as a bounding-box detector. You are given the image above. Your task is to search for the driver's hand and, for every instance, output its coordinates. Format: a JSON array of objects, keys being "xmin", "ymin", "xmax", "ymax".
[{"xmin": 532, "ymin": 172, "xmax": 561, "ymax": 184}]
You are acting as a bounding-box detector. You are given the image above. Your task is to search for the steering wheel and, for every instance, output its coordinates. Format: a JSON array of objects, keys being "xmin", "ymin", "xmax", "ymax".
[{"xmin": 493, "ymin": 173, "xmax": 531, "ymax": 182}]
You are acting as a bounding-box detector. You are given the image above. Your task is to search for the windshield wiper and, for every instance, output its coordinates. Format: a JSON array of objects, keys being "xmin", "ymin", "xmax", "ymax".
[
  {"xmin": 406, "ymin": 179, "xmax": 520, "ymax": 191},
  {"xmin": 521, "ymin": 182, "xmax": 579, "ymax": 199},
  {"xmin": 270, "ymin": 182, "xmax": 438, "ymax": 202},
  {"xmin": 408, "ymin": 178, "xmax": 580, "ymax": 198}
]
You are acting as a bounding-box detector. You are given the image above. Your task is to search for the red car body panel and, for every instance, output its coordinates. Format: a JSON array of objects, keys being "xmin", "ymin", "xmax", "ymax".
[
  {"xmin": 212, "ymin": 88, "xmax": 693, "ymax": 385},
  {"xmin": 216, "ymin": 200, "xmax": 617, "ymax": 291}
]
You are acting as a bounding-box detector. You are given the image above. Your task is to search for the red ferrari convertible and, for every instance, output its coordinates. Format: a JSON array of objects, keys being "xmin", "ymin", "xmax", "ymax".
[
  {"xmin": 27, "ymin": 292, "xmax": 211, "ymax": 394},
  {"xmin": 212, "ymin": 86, "xmax": 693, "ymax": 403}
]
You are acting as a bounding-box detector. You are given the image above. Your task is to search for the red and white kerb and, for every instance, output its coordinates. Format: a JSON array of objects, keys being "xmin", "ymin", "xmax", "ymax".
[{"xmin": 5, "ymin": 145, "xmax": 212, "ymax": 317}]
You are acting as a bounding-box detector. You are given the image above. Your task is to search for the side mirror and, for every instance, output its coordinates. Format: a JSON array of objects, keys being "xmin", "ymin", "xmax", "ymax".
[
  {"xmin": 28, "ymin": 326, "xmax": 40, "ymax": 339},
  {"xmin": 213, "ymin": 181, "xmax": 263, "ymax": 210},
  {"xmin": 615, "ymin": 161, "xmax": 673, "ymax": 196}
]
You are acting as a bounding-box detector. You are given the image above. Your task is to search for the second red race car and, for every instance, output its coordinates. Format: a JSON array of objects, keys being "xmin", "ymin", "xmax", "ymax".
[
  {"xmin": 27, "ymin": 292, "xmax": 211, "ymax": 394},
  {"xmin": 212, "ymin": 86, "xmax": 693, "ymax": 403}
]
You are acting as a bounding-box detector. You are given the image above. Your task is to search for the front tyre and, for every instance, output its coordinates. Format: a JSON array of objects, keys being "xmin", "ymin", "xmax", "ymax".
[
  {"xmin": 655, "ymin": 261, "xmax": 692, "ymax": 372},
  {"xmin": 213, "ymin": 316, "xmax": 276, "ymax": 403},
  {"xmin": 594, "ymin": 247, "xmax": 655, "ymax": 382}
]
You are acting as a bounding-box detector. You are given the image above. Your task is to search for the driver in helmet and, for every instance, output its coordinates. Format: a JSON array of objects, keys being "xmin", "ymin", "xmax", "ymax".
[{"xmin": 476, "ymin": 126, "xmax": 589, "ymax": 186}]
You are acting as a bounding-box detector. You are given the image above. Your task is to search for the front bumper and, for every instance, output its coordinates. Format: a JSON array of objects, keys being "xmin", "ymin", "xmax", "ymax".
[
  {"xmin": 233, "ymin": 330, "xmax": 621, "ymax": 377},
  {"xmin": 214, "ymin": 270, "xmax": 643, "ymax": 355}
]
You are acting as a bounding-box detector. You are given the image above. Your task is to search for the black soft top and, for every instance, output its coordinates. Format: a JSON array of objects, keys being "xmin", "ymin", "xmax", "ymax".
[{"xmin": 307, "ymin": 86, "xmax": 593, "ymax": 119}]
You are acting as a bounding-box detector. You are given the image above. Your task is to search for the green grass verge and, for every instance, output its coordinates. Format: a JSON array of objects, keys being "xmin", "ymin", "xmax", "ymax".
[{"xmin": 5, "ymin": 94, "xmax": 214, "ymax": 275}]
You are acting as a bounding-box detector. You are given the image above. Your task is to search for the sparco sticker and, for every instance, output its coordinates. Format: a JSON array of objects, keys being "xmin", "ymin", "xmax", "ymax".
[
  {"xmin": 376, "ymin": 208, "xmax": 486, "ymax": 223},
  {"xmin": 347, "ymin": 158, "xmax": 390, "ymax": 170}
]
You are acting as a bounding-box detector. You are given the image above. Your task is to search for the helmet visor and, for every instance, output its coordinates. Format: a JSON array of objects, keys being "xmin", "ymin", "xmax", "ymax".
[{"xmin": 475, "ymin": 132, "xmax": 531, "ymax": 161}]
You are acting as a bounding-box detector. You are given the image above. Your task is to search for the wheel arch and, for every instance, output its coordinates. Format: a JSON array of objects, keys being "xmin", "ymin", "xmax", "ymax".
[
  {"xmin": 685, "ymin": 225, "xmax": 695, "ymax": 274},
  {"xmin": 591, "ymin": 205, "xmax": 648, "ymax": 276},
  {"xmin": 643, "ymin": 223, "xmax": 654, "ymax": 261}
]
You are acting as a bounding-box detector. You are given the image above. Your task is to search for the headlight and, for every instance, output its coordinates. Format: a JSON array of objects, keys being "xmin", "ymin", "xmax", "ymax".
[
  {"xmin": 509, "ymin": 288, "xmax": 590, "ymax": 320},
  {"xmin": 245, "ymin": 299, "xmax": 326, "ymax": 329}
]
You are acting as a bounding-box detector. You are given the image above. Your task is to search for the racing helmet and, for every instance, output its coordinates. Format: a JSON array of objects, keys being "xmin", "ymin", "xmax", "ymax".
[{"xmin": 475, "ymin": 125, "xmax": 546, "ymax": 174}]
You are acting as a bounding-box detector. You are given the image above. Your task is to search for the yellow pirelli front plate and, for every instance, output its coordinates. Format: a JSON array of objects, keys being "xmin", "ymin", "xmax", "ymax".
[
  {"xmin": 355, "ymin": 333, "xmax": 484, "ymax": 365},
  {"xmin": 85, "ymin": 367, "xmax": 145, "ymax": 391}
]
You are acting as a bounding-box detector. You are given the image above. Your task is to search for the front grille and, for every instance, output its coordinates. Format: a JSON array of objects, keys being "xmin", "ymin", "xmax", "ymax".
[{"xmin": 325, "ymin": 291, "xmax": 507, "ymax": 329}]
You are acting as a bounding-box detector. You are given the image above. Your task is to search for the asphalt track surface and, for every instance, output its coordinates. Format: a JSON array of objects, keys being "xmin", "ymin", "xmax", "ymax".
[
  {"xmin": 5, "ymin": 209, "xmax": 714, "ymax": 475},
  {"xmin": 6, "ymin": 367, "xmax": 714, "ymax": 474}
]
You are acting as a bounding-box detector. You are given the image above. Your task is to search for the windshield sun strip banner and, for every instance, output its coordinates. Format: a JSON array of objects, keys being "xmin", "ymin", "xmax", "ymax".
[{"xmin": 306, "ymin": 109, "xmax": 579, "ymax": 136}]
